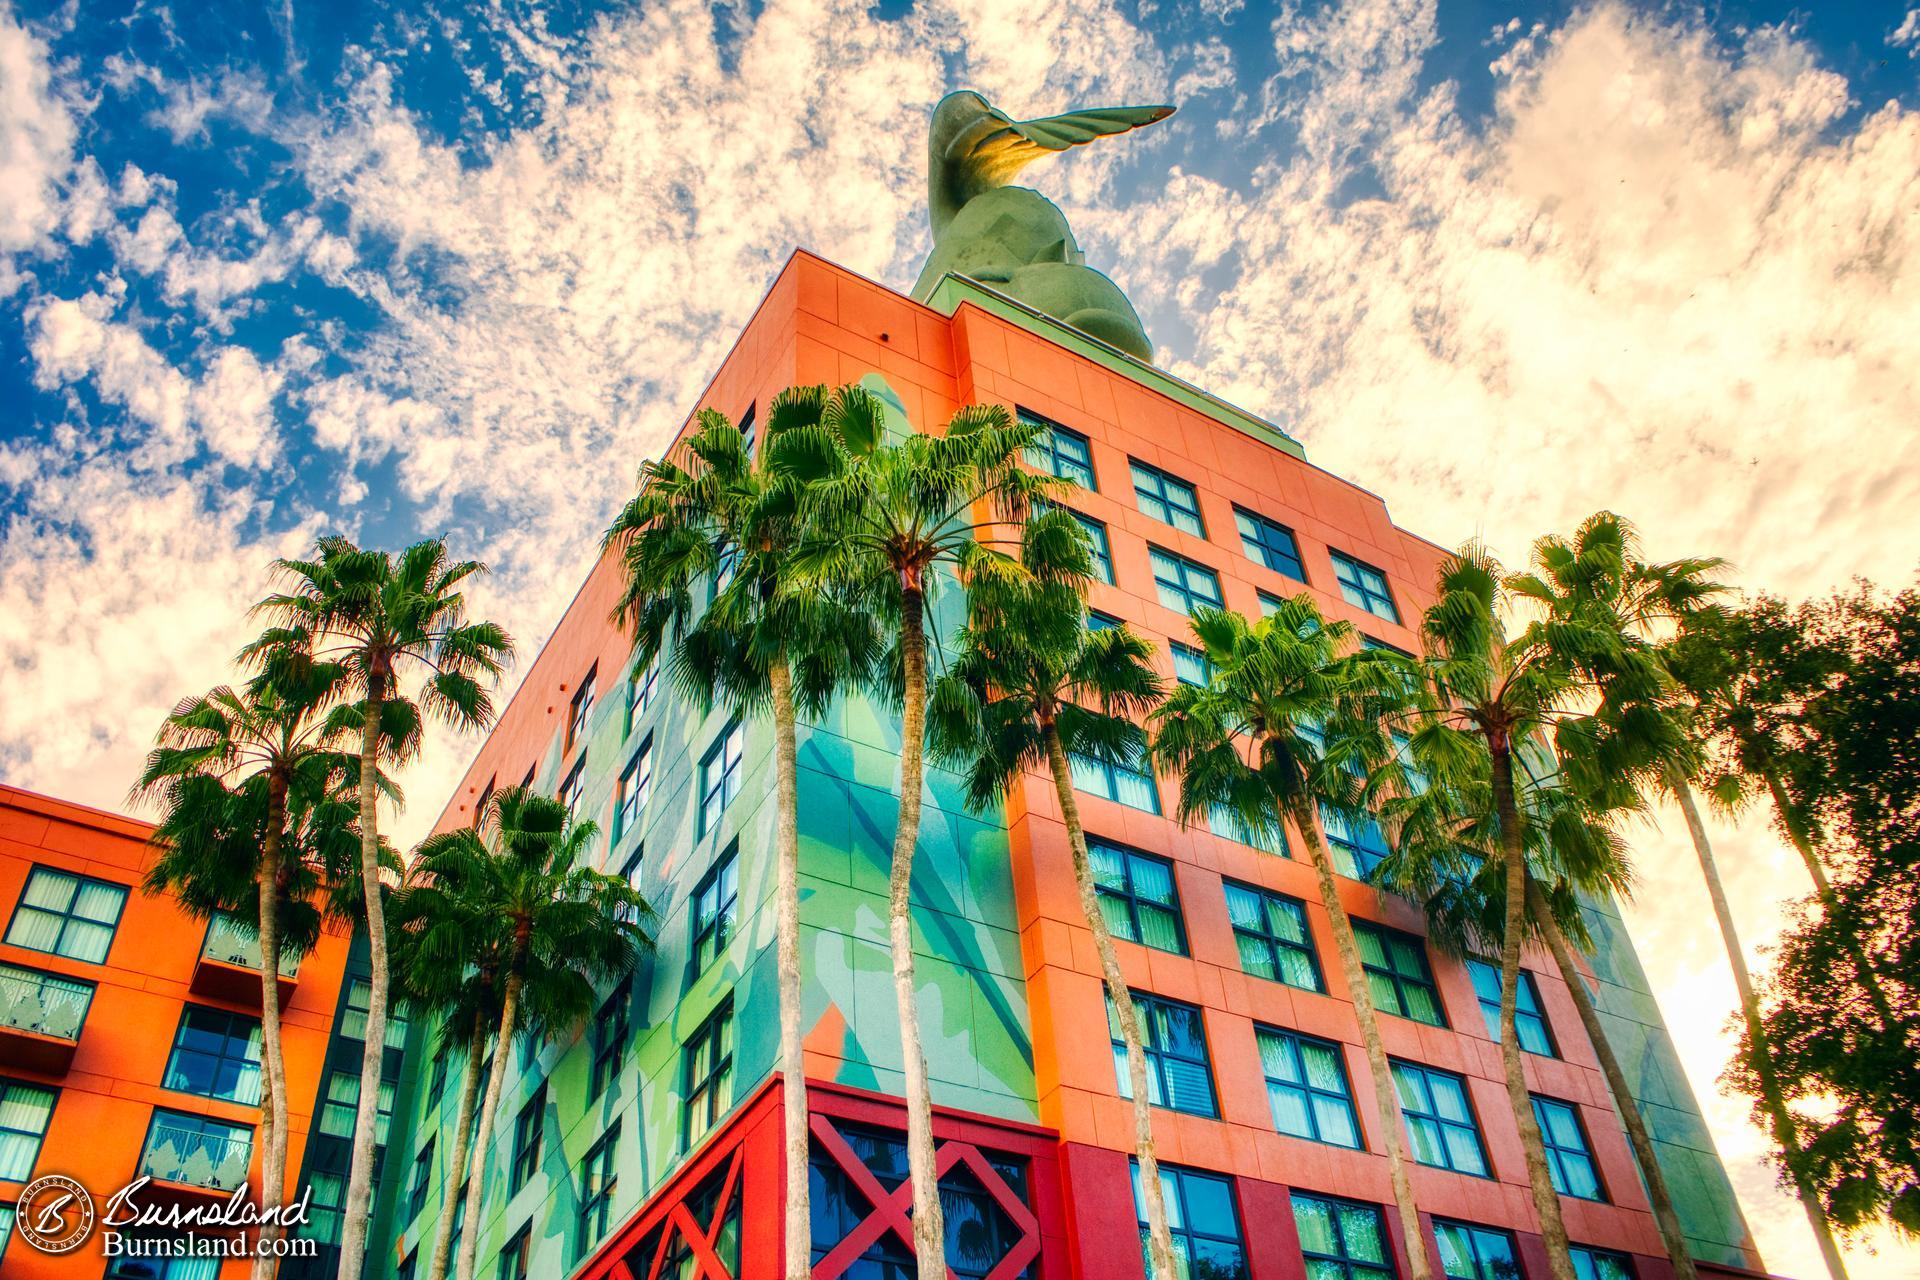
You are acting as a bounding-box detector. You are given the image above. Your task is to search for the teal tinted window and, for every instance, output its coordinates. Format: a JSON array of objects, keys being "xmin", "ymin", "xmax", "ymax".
[
  {"xmin": 1131, "ymin": 461, "xmax": 1205, "ymax": 536},
  {"xmin": 1330, "ymin": 551, "xmax": 1399, "ymax": 622},
  {"xmin": 1170, "ymin": 641, "xmax": 1212, "ymax": 687},
  {"xmin": 6, "ymin": 866, "xmax": 127, "ymax": 963},
  {"xmin": 1133, "ymin": 1163, "xmax": 1247, "ymax": 1280},
  {"xmin": 1089, "ymin": 839, "xmax": 1185, "ymax": 954},
  {"xmin": 510, "ymin": 1084, "xmax": 545, "ymax": 1193},
  {"xmin": 1257, "ymin": 1026, "xmax": 1359, "ymax": 1148},
  {"xmin": 1208, "ymin": 803, "xmax": 1285, "ymax": 855},
  {"xmin": 1392, "ymin": 1060, "xmax": 1489, "ymax": 1176},
  {"xmin": 1071, "ymin": 511, "xmax": 1115, "ymax": 583},
  {"xmin": 1533, "ymin": 1096, "xmax": 1605, "ymax": 1200},
  {"xmin": 684, "ymin": 1000, "xmax": 734, "ymax": 1146},
  {"xmin": 1070, "ymin": 738, "xmax": 1160, "ymax": 813},
  {"xmin": 1223, "ymin": 882, "xmax": 1318, "ymax": 989},
  {"xmin": 1023, "ymin": 411, "xmax": 1095, "ymax": 488},
  {"xmin": 691, "ymin": 848, "xmax": 739, "ymax": 975},
  {"xmin": 1320, "ymin": 801, "xmax": 1389, "ymax": 880},
  {"xmin": 1434, "ymin": 1220, "xmax": 1522, "ymax": 1280},
  {"xmin": 1467, "ymin": 959, "xmax": 1556, "ymax": 1056},
  {"xmin": 1235, "ymin": 507, "xmax": 1306, "ymax": 581},
  {"xmin": 1292, "ymin": 1193, "xmax": 1393, "ymax": 1280},
  {"xmin": 1353, "ymin": 922, "xmax": 1445, "ymax": 1026},
  {"xmin": 0, "ymin": 1078, "xmax": 56, "ymax": 1180},
  {"xmin": 1111, "ymin": 992, "xmax": 1217, "ymax": 1118},
  {"xmin": 578, "ymin": 1122, "xmax": 620, "ymax": 1254},
  {"xmin": 1571, "ymin": 1245, "xmax": 1635, "ymax": 1280},
  {"xmin": 1149, "ymin": 547, "xmax": 1223, "ymax": 616},
  {"xmin": 163, "ymin": 1005, "xmax": 262, "ymax": 1106},
  {"xmin": 699, "ymin": 719, "xmax": 745, "ymax": 836}
]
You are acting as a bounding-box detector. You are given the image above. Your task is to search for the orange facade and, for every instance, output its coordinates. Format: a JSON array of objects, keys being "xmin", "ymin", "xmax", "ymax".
[{"xmin": 0, "ymin": 784, "xmax": 351, "ymax": 1277}]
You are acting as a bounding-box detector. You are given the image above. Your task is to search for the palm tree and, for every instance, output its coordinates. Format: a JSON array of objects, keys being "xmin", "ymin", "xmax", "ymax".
[
  {"xmin": 791, "ymin": 386, "xmax": 1058, "ymax": 1280},
  {"xmin": 1150, "ymin": 599, "xmax": 1436, "ymax": 1280},
  {"xmin": 927, "ymin": 508, "xmax": 1178, "ymax": 1275},
  {"xmin": 401, "ymin": 787, "xmax": 654, "ymax": 1280},
  {"xmin": 604, "ymin": 388, "xmax": 877, "ymax": 1280},
  {"xmin": 247, "ymin": 535, "xmax": 513, "ymax": 1280},
  {"xmin": 132, "ymin": 679, "xmax": 367, "ymax": 1280}
]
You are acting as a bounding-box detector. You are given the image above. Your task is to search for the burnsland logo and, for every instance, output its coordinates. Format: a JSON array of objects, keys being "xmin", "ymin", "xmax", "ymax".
[
  {"xmin": 10, "ymin": 1174, "xmax": 316, "ymax": 1259},
  {"xmin": 14, "ymin": 1174, "xmax": 97, "ymax": 1254}
]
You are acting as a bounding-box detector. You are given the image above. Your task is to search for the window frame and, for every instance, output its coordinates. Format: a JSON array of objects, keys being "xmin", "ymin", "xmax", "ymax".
[
  {"xmin": 589, "ymin": 980, "xmax": 630, "ymax": 1101},
  {"xmin": 577, "ymin": 1122, "xmax": 621, "ymax": 1255},
  {"xmin": 1148, "ymin": 545, "xmax": 1225, "ymax": 616},
  {"xmin": 699, "ymin": 719, "xmax": 745, "ymax": 837},
  {"xmin": 161, "ymin": 1004, "xmax": 263, "ymax": 1107},
  {"xmin": 1432, "ymin": 1218, "xmax": 1522, "ymax": 1280},
  {"xmin": 340, "ymin": 976, "xmax": 410, "ymax": 1043},
  {"xmin": 1130, "ymin": 459, "xmax": 1206, "ymax": 537},
  {"xmin": 408, "ymin": 1136, "xmax": 435, "ymax": 1221},
  {"xmin": 1352, "ymin": 920, "xmax": 1447, "ymax": 1026},
  {"xmin": 1022, "ymin": 410, "xmax": 1096, "ymax": 489},
  {"xmin": 0, "ymin": 1077, "xmax": 57, "ymax": 1181},
  {"xmin": 683, "ymin": 998, "xmax": 735, "ymax": 1148},
  {"xmin": 4, "ymin": 865, "xmax": 129, "ymax": 964},
  {"xmin": 1256, "ymin": 1024, "xmax": 1361, "ymax": 1149},
  {"xmin": 319, "ymin": 1069, "xmax": 396, "ymax": 1145},
  {"xmin": 1320, "ymin": 801, "xmax": 1391, "ymax": 881},
  {"xmin": 1291, "ymin": 1191, "xmax": 1395, "ymax": 1280},
  {"xmin": 690, "ymin": 847, "xmax": 740, "ymax": 977},
  {"xmin": 1110, "ymin": 990, "xmax": 1218, "ymax": 1118},
  {"xmin": 1070, "ymin": 509, "xmax": 1115, "ymax": 584},
  {"xmin": 557, "ymin": 756, "xmax": 587, "ymax": 820},
  {"xmin": 509, "ymin": 1084, "xmax": 546, "ymax": 1195},
  {"xmin": 1570, "ymin": 1244, "xmax": 1636, "ymax": 1280},
  {"xmin": 1234, "ymin": 506, "xmax": 1307, "ymax": 582},
  {"xmin": 625, "ymin": 659, "xmax": 658, "ymax": 739},
  {"xmin": 1133, "ymin": 1162, "xmax": 1247, "ymax": 1280},
  {"xmin": 499, "ymin": 1223, "xmax": 532, "ymax": 1280},
  {"xmin": 1330, "ymin": 550, "xmax": 1400, "ymax": 622},
  {"xmin": 565, "ymin": 664, "xmax": 598, "ymax": 753},
  {"xmin": 615, "ymin": 738, "xmax": 653, "ymax": 844},
  {"xmin": 1088, "ymin": 838, "xmax": 1186, "ymax": 955},
  {"xmin": 1532, "ymin": 1095, "xmax": 1606, "ymax": 1202},
  {"xmin": 1392, "ymin": 1059, "xmax": 1491, "ymax": 1178},
  {"xmin": 1467, "ymin": 959, "xmax": 1557, "ymax": 1057},
  {"xmin": 1069, "ymin": 740, "xmax": 1161, "ymax": 813},
  {"xmin": 1223, "ymin": 881, "xmax": 1321, "ymax": 991},
  {"xmin": 1169, "ymin": 640, "xmax": 1213, "ymax": 687}
]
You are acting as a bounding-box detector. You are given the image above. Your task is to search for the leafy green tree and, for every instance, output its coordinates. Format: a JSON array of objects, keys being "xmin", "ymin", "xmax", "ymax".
[
  {"xmin": 400, "ymin": 787, "xmax": 653, "ymax": 1280},
  {"xmin": 1150, "ymin": 598, "xmax": 1437, "ymax": 1280},
  {"xmin": 603, "ymin": 387, "xmax": 877, "ymax": 1280},
  {"xmin": 247, "ymin": 535, "xmax": 513, "ymax": 1280},
  {"xmin": 133, "ymin": 680, "xmax": 371, "ymax": 1280},
  {"xmin": 927, "ymin": 508, "xmax": 1176, "ymax": 1275},
  {"xmin": 791, "ymin": 387, "xmax": 1057, "ymax": 1280}
]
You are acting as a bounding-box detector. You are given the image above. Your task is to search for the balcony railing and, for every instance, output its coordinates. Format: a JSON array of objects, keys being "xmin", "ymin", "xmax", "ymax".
[
  {"xmin": 0, "ymin": 963, "xmax": 93, "ymax": 1041},
  {"xmin": 200, "ymin": 914, "xmax": 303, "ymax": 977},
  {"xmin": 142, "ymin": 1119, "xmax": 254, "ymax": 1192}
]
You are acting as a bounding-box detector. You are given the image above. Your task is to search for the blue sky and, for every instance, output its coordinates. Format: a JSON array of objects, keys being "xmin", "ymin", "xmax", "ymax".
[{"xmin": 2, "ymin": 2, "xmax": 1917, "ymax": 1273}]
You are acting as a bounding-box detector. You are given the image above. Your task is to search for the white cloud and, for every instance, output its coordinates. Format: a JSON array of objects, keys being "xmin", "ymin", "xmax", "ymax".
[
  {"xmin": 0, "ymin": 4, "xmax": 77, "ymax": 290},
  {"xmin": 1891, "ymin": 10, "xmax": 1919, "ymax": 56}
]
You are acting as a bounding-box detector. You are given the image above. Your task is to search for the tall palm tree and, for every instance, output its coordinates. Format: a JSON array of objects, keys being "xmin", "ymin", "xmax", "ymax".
[
  {"xmin": 927, "ymin": 508, "xmax": 1177, "ymax": 1275},
  {"xmin": 1150, "ymin": 599, "xmax": 1436, "ymax": 1280},
  {"xmin": 247, "ymin": 535, "xmax": 513, "ymax": 1280},
  {"xmin": 791, "ymin": 387, "xmax": 1058, "ymax": 1280},
  {"xmin": 132, "ymin": 679, "xmax": 367, "ymax": 1280},
  {"xmin": 402, "ymin": 787, "xmax": 654, "ymax": 1280},
  {"xmin": 604, "ymin": 387, "xmax": 877, "ymax": 1280}
]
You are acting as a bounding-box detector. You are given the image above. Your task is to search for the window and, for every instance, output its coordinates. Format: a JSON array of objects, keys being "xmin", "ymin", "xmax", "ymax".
[
  {"xmin": 590, "ymin": 981, "xmax": 629, "ymax": 1100},
  {"xmin": 1257, "ymin": 1026, "xmax": 1360, "ymax": 1148},
  {"xmin": 449, "ymin": 1182, "xmax": 469, "ymax": 1259},
  {"xmin": 578, "ymin": 1123, "xmax": 620, "ymax": 1254},
  {"xmin": 1090, "ymin": 839, "xmax": 1184, "ymax": 953},
  {"xmin": 0, "ymin": 1079, "xmax": 56, "ymax": 1180},
  {"xmin": 1467, "ymin": 959, "xmax": 1556, "ymax": 1057},
  {"xmin": 738, "ymin": 403, "xmax": 757, "ymax": 456},
  {"xmin": 428, "ymin": 1026, "xmax": 451, "ymax": 1098},
  {"xmin": 1235, "ymin": 508, "xmax": 1306, "ymax": 581},
  {"xmin": 1292, "ymin": 1193, "xmax": 1393, "ymax": 1280},
  {"xmin": 1131, "ymin": 460, "xmax": 1205, "ymax": 536},
  {"xmin": 1170, "ymin": 641, "xmax": 1212, "ymax": 687},
  {"xmin": 1257, "ymin": 589, "xmax": 1283, "ymax": 619},
  {"xmin": 0, "ymin": 962, "xmax": 93, "ymax": 1039},
  {"xmin": 319, "ymin": 1070, "xmax": 395, "ymax": 1144},
  {"xmin": 1353, "ymin": 922, "xmax": 1445, "ymax": 1025},
  {"xmin": 1208, "ymin": 804, "xmax": 1285, "ymax": 855},
  {"xmin": 625, "ymin": 660, "xmax": 658, "ymax": 738},
  {"xmin": 1392, "ymin": 1061, "xmax": 1489, "ymax": 1176},
  {"xmin": 557, "ymin": 757, "xmax": 587, "ymax": 820},
  {"xmin": 566, "ymin": 665, "xmax": 597, "ymax": 752},
  {"xmin": 511, "ymin": 1085, "xmax": 545, "ymax": 1194},
  {"xmin": 1072, "ymin": 510, "xmax": 1115, "ymax": 583},
  {"xmin": 1024, "ymin": 411, "xmax": 1095, "ymax": 488},
  {"xmin": 163, "ymin": 1006, "xmax": 262, "ymax": 1105},
  {"xmin": 1133, "ymin": 1163, "xmax": 1246, "ymax": 1280},
  {"xmin": 499, "ymin": 1223, "xmax": 531, "ymax": 1280},
  {"xmin": 1330, "ymin": 550, "xmax": 1399, "ymax": 622},
  {"xmin": 0, "ymin": 1204, "xmax": 10, "ymax": 1263},
  {"xmin": 1434, "ymin": 1220, "xmax": 1522, "ymax": 1280},
  {"xmin": 1110, "ymin": 992, "xmax": 1217, "ymax": 1117},
  {"xmin": 1571, "ymin": 1245, "xmax": 1635, "ymax": 1280},
  {"xmin": 142, "ymin": 1109, "xmax": 252, "ymax": 1190},
  {"xmin": 1320, "ymin": 803, "xmax": 1389, "ymax": 880},
  {"xmin": 691, "ymin": 849, "xmax": 739, "ymax": 976},
  {"xmin": 300, "ymin": 1171, "xmax": 344, "ymax": 1244},
  {"xmin": 1224, "ymin": 882, "xmax": 1319, "ymax": 989},
  {"xmin": 1070, "ymin": 740, "xmax": 1160, "ymax": 813},
  {"xmin": 1088, "ymin": 609, "xmax": 1122, "ymax": 631},
  {"xmin": 1149, "ymin": 547, "xmax": 1223, "ymax": 616},
  {"xmin": 684, "ymin": 1000, "xmax": 734, "ymax": 1146},
  {"xmin": 809, "ymin": 1124, "xmax": 1026, "ymax": 1280},
  {"xmin": 339, "ymin": 977, "xmax": 409, "ymax": 1043},
  {"xmin": 615, "ymin": 741, "xmax": 652, "ymax": 843},
  {"xmin": 1532, "ymin": 1096, "xmax": 1604, "ymax": 1200},
  {"xmin": 473, "ymin": 778, "xmax": 495, "ymax": 830},
  {"xmin": 5, "ymin": 866, "xmax": 127, "ymax": 962},
  {"xmin": 397, "ymin": 1251, "xmax": 417, "ymax": 1280},
  {"xmin": 700, "ymin": 719, "xmax": 745, "ymax": 836},
  {"xmin": 408, "ymin": 1138, "xmax": 434, "ymax": 1220}
]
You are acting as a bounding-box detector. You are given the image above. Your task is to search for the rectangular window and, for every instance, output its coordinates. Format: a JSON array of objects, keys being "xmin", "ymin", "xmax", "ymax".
[
  {"xmin": 1131, "ymin": 460, "xmax": 1205, "ymax": 536},
  {"xmin": 1353, "ymin": 922, "xmax": 1445, "ymax": 1026},
  {"xmin": 1133, "ymin": 1163, "xmax": 1247, "ymax": 1280},
  {"xmin": 473, "ymin": 778, "xmax": 494, "ymax": 830},
  {"xmin": 1208, "ymin": 803, "xmax": 1285, "ymax": 855},
  {"xmin": 566, "ymin": 665, "xmax": 597, "ymax": 752},
  {"xmin": 625, "ymin": 660, "xmax": 658, "ymax": 738},
  {"xmin": 1434, "ymin": 1219, "xmax": 1522, "ymax": 1280},
  {"xmin": 615, "ymin": 741, "xmax": 652, "ymax": 843},
  {"xmin": 684, "ymin": 999, "xmax": 734, "ymax": 1146},
  {"xmin": 0, "ymin": 961, "xmax": 94, "ymax": 1040},
  {"xmin": 319, "ymin": 1070, "xmax": 395, "ymax": 1144},
  {"xmin": 428, "ymin": 1026, "xmax": 451, "ymax": 1099},
  {"xmin": 300, "ymin": 1171, "xmax": 344, "ymax": 1244},
  {"xmin": 1072, "ymin": 511, "xmax": 1115, "ymax": 584},
  {"xmin": 1256, "ymin": 1026, "xmax": 1359, "ymax": 1148},
  {"xmin": 700, "ymin": 720, "xmax": 745, "ymax": 836},
  {"xmin": 1223, "ymin": 882, "xmax": 1319, "ymax": 990},
  {"xmin": 1070, "ymin": 740, "xmax": 1161, "ymax": 813},
  {"xmin": 1467, "ymin": 959, "xmax": 1557, "ymax": 1057},
  {"xmin": 142, "ymin": 1109, "xmax": 252, "ymax": 1191},
  {"xmin": 1110, "ymin": 992, "xmax": 1217, "ymax": 1118},
  {"xmin": 1571, "ymin": 1245, "xmax": 1635, "ymax": 1280},
  {"xmin": 738, "ymin": 403, "xmax": 757, "ymax": 457},
  {"xmin": 1149, "ymin": 546, "xmax": 1224, "ymax": 616},
  {"xmin": 5, "ymin": 866, "xmax": 128, "ymax": 963},
  {"xmin": 510, "ymin": 1085, "xmax": 545, "ymax": 1194},
  {"xmin": 1089, "ymin": 839, "xmax": 1185, "ymax": 954},
  {"xmin": 1088, "ymin": 609, "xmax": 1122, "ymax": 631},
  {"xmin": 1320, "ymin": 802, "xmax": 1389, "ymax": 880},
  {"xmin": 590, "ymin": 981, "xmax": 629, "ymax": 1101},
  {"xmin": 1024, "ymin": 412, "xmax": 1096, "ymax": 488},
  {"xmin": 577, "ymin": 1123, "xmax": 620, "ymax": 1255},
  {"xmin": 163, "ymin": 1005, "xmax": 262, "ymax": 1106},
  {"xmin": 1235, "ymin": 507, "xmax": 1306, "ymax": 581},
  {"xmin": 691, "ymin": 849, "xmax": 740, "ymax": 976},
  {"xmin": 1330, "ymin": 550, "xmax": 1399, "ymax": 622},
  {"xmin": 1170, "ymin": 641, "xmax": 1212, "ymax": 687},
  {"xmin": 1533, "ymin": 1096, "xmax": 1605, "ymax": 1201},
  {"xmin": 1392, "ymin": 1060, "xmax": 1490, "ymax": 1176},
  {"xmin": 1257, "ymin": 590, "xmax": 1283, "ymax": 619},
  {"xmin": 408, "ymin": 1138, "xmax": 434, "ymax": 1220},
  {"xmin": 499, "ymin": 1224, "xmax": 531, "ymax": 1280},
  {"xmin": 449, "ymin": 1183, "xmax": 469, "ymax": 1258},
  {"xmin": 0, "ymin": 1078, "xmax": 57, "ymax": 1180},
  {"xmin": 1292, "ymin": 1193, "xmax": 1394, "ymax": 1280},
  {"xmin": 339, "ymin": 977, "xmax": 409, "ymax": 1043},
  {"xmin": 557, "ymin": 757, "xmax": 587, "ymax": 820}
]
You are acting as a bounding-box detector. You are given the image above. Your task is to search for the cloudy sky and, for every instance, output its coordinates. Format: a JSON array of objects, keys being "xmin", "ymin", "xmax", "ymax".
[{"xmin": 2, "ymin": 0, "xmax": 1916, "ymax": 1272}]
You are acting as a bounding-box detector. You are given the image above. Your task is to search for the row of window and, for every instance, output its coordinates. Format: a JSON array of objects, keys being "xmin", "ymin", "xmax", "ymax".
[{"xmin": 1021, "ymin": 407, "xmax": 1402, "ymax": 623}]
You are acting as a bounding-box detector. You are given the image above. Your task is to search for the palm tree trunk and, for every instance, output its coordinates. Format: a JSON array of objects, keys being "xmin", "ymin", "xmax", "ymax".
[
  {"xmin": 1523, "ymin": 876, "xmax": 1706, "ymax": 1280},
  {"xmin": 1491, "ymin": 744, "xmax": 1577, "ymax": 1280},
  {"xmin": 252, "ymin": 775, "xmax": 291, "ymax": 1280},
  {"xmin": 456, "ymin": 972, "xmax": 523, "ymax": 1280},
  {"xmin": 1292, "ymin": 796, "xmax": 1433, "ymax": 1280},
  {"xmin": 1043, "ymin": 724, "xmax": 1176, "ymax": 1279},
  {"xmin": 769, "ymin": 658, "xmax": 813, "ymax": 1280},
  {"xmin": 427, "ymin": 1023, "xmax": 489, "ymax": 1280},
  {"xmin": 1672, "ymin": 781, "xmax": 1847, "ymax": 1280},
  {"xmin": 889, "ymin": 585, "xmax": 947, "ymax": 1280},
  {"xmin": 339, "ymin": 689, "xmax": 391, "ymax": 1280}
]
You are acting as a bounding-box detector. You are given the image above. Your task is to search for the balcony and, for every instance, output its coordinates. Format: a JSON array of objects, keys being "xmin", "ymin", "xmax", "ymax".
[
  {"xmin": 140, "ymin": 1110, "xmax": 255, "ymax": 1209},
  {"xmin": 0, "ymin": 962, "xmax": 94, "ymax": 1073},
  {"xmin": 191, "ymin": 913, "xmax": 301, "ymax": 1007}
]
